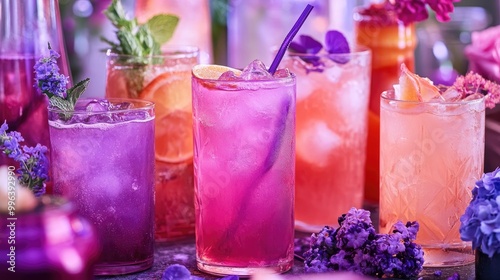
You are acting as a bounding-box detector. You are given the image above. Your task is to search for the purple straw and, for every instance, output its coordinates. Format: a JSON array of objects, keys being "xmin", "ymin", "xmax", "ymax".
[{"xmin": 268, "ymin": 4, "xmax": 314, "ymax": 74}]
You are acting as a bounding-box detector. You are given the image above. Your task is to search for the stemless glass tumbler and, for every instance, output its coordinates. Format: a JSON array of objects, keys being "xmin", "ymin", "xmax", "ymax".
[
  {"xmin": 192, "ymin": 67, "xmax": 296, "ymax": 276},
  {"xmin": 106, "ymin": 47, "xmax": 199, "ymax": 241},
  {"xmin": 379, "ymin": 90, "xmax": 485, "ymax": 267},
  {"xmin": 49, "ymin": 99, "xmax": 155, "ymax": 275}
]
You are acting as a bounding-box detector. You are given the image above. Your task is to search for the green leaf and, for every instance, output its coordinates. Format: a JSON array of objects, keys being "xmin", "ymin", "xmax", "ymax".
[
  {"xmin": 146, "ymin": 14, "xmax": 179, "ymax": 45},
  {"xmin": 67, "ymin": 78, "xmax": 90, "ymax": 106},
  {"xmin": 49, "ymin": 96, "xmax": 74, "ymax": 111}
]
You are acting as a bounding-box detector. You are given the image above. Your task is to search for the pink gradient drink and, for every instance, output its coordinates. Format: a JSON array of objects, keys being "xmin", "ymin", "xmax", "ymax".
[
  {"xmin": 192, "ymin": 62, "xmax": 295, "ymax": 276},
  {"xmin": 281, "ymin": 48, "xmax": 371, "ymax": 232},
  {"xmin": 49, "ymin": 99, "xmax": 155, "ymax": 275},
  {"xmin": 380, "ymin": 90, "xmax": 485, "ymax": 267}
]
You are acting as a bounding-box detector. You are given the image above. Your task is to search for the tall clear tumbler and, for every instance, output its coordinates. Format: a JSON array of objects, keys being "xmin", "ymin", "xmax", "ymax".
[
  {"xmin": 49, "ymin": 99, "xmax": 155, "ymax": 275},
  {"xmin": 379, "ymin": 90, "xmax": 485, "ymax": 267},
  {"xmin": 192, "ymin": 69, "xmax": 296, "ymax": 276}
]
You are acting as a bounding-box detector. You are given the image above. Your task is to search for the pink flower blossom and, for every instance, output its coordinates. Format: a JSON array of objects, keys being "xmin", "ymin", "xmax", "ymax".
[
  {"xmin": 426, "ymin": 0, "xmax": 458, "ymax": 22},
  {"xmin": 465, "ymin": 25, "xmax": 500, "ymax": 85},
  {"xmin": 393, "ymin": 0, "xmax": 428, "ymax": 25}
]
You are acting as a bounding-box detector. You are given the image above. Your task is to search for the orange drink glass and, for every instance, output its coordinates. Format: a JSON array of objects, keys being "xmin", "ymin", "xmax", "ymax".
[
  {"xmin": 354, "ymin": 4, "xmax": 417, "ymax": 204},
  {"xmin": 380, "ymin": 89, "xmax": 485, "ymax": 267},
  {"xmin": 105, "ymin": 47, "xmax": 199, "ymax": 240},
  {"xmin": 281, "ymin": 48, "xmax": 371, "ymax": 231}
]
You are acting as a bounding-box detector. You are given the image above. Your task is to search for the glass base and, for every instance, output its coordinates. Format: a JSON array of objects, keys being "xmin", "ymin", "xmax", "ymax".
[
  {"xmin": 196, "ymin": 258, "xmax": 293, "ymax": 277},
  {"xmin": 422, "ymin": 245, "xmax": 474, "ymax": 267},
  {"xmin": 93, "ymin": 257, "xmax": 154, "ymax": 275}
]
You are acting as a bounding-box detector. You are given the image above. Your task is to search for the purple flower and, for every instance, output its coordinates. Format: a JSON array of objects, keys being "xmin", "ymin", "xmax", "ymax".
[
  {"xmin": 460, "ymin": 168, "xmax": 500, "ymax": 257},
  {"xmin": 288, "ymin": 29, "xmax": 350, "ymax": 69},
  {"xmin": 34, "ymin": 46, "xmax": 69, "ymax": 98},
  {"xmin": 0, "ymin": 122, "xmax": 48, "ymax": 196},
  {"xmin": 304, "ymin": 208, "xmax": 423, "ymax": 278},
  {"xmin": 447, "ymin": 272, "xmax": 460, "ymax": 280}
]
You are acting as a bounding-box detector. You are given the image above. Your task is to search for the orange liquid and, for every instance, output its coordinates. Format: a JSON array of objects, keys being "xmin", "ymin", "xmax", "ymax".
[
  {"xmin": 355, "ymin": 10, "xmax": 416, "ymax": 204},
  {"xmin": 283, "ymin": 51, "xmax": 371, "ymax": 231},
  {"xmin": 105, "ymin": 51, "xmax": 198, "ymax": 240}
]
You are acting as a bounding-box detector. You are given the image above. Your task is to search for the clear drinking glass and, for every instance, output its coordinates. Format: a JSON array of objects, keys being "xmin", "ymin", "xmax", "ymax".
[
  {"xmin": 354, "ymin": 4, "xmax": 417, "ymax": 204},
  {"xmin": 106, "ymin": 47, "xmax": 199, "ymax": 241},
  {"xmin": 0, "ymin": 0, "xmax": 71, "ymax": 191},
  {"xmin": 192, "ymin": 67, "xmax": 296, "ymax": 276},
  {"xmin": 49, "ymin": 99, "xmax": 155, "ymax": 275},
  {"xmin": 280, "ymin": 48, "xmax": 371, "ymax": 232},
  {"xmin": 379, "ymin": 90, "xmax": 485, "ymax": 267}
]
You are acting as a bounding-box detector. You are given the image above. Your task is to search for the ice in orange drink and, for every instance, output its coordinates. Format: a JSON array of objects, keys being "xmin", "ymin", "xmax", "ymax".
[
  {"xmin": 281, "ymin": 43, "xmax": 371, "ymax": 231},
  {"xmin": 106, "ymin": 47, "xmax": 199, "ymax": 240}
]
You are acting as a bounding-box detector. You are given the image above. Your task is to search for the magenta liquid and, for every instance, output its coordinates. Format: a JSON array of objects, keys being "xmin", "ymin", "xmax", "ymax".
[
  {"xmin": 49, "ymin": 99, "xmax": 155, "ymax": 275},
  {"xmin": 1, "ymin": 57, "xmax": 49, "ymax": 160},
  {"xmin": 192, "ymin": 66, "xmax": 296, "ymax": 276}
]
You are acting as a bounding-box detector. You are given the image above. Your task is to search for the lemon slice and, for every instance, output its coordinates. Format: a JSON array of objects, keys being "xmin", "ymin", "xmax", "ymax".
[{"xmin": 192, "ymin": 64, "xmax": 242, "ymax": 80}]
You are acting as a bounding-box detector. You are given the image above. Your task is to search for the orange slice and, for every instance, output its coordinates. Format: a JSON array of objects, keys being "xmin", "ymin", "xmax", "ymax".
[
  {"xmin": 139, "ymin": 71, "xmax": 193, "ymax": 163},
  {"xmin": 192, "ymin": 64, "xmax": 242, "ymax": 80},
  {"xmin": 398, "ymin": 63, "xmax": 442, "ymax": 102},
  {"xmin": 154, "ymin": 110, "xmax": 193, "ymax": 163}
]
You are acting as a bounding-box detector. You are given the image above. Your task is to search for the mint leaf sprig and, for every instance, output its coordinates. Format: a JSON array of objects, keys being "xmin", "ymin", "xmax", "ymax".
[
  {"xmin": 102, "ymin": 0, "xmax": 179, "ymax": 60},
  {"xmin": 34, "ymin": 44, "xmax": 89, "ymax": 113}
]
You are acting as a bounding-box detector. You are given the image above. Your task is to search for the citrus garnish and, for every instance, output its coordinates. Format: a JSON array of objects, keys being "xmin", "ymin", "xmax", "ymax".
[
  {"xmin": 153, "ymin": 110, "xmax": 193, "ymax": 163},
  {"xmin": 192, "ymin": 64, "xmax": 242, "ymax": 80},
  {"xmin": 398, "ymin": 64, "xmax": 442, "ymax": 102},
  {"xmin": 139, "ymin": 71, "xmax": 193, "ymax": 163}
]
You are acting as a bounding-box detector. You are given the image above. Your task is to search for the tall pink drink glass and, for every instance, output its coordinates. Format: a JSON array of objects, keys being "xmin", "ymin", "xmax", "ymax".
[
  {"xmin": 380, "ymin": 90, "xmax": 485, "ymax": 267},
  {"xmin": 192, "ymin": 63, "xmax": 296, "ymax": 276}
]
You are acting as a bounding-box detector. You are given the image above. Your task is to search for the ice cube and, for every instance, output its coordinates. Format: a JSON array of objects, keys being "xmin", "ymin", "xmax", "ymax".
[
  {"xmin": 218, "ymin": 70, "xmax": 241, "ymax": 81},
  {"xmin": 296, "ymin": 121, "xmax": 342, "ymax": 167},
  {"xmin": 240, "ymin": 59, "xmax": 274, "ymax": 80},
  {"xmin": 273, "ymin": 68, "xmax": 292, "ymax": 78},
  {"xmin": 83, "ymin": 99, "xmax": 112, "ymax": 112},
  {"xmin": 462, "ymin": 93, "xmax": 484, "ymax": 101},
  {"xmin": 441, "ymin": 88, "xmax": 462, "ymax": 102},
  {"xmin": 112, "ymin": 102, "xmax": 133, "ymax": 110}
]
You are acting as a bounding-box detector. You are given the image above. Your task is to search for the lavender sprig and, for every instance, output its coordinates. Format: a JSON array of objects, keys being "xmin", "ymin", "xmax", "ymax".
[
  {"xmin": 0, "ymin": 122, "xmax": 48, "ymax": 197},
  {"xmin": 304, "ymin": 208, "xmax": 424, "ymax": 279},
  {"xmin": 34, "ymin": 44, "xmax": 89, "ymax": 112}
]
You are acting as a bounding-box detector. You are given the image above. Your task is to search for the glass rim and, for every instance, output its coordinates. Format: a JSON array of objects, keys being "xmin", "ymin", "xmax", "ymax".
[
  {"xmin": 192, "ymin": 69, "xmax": 296, "ymax": 86},
  {"xmin": 381, "ymin": 89, "xmax": 486, "ymax": 106},
  {"xmin": 47, "ymin": 98, "xmax": 155, "ymax": 115},
  {"xmin": 106, "ymin": 45, "xmax": 199, "ymax": 59},
  {"xmin": 286, "ymin": 46, "xmax": 371, "ymax": 58}
]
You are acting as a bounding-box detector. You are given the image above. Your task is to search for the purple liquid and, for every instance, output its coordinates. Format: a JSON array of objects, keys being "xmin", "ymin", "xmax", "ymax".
[{"xmin": 49, "ymin": 100, "xmax": 155, "ymax": 275}]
